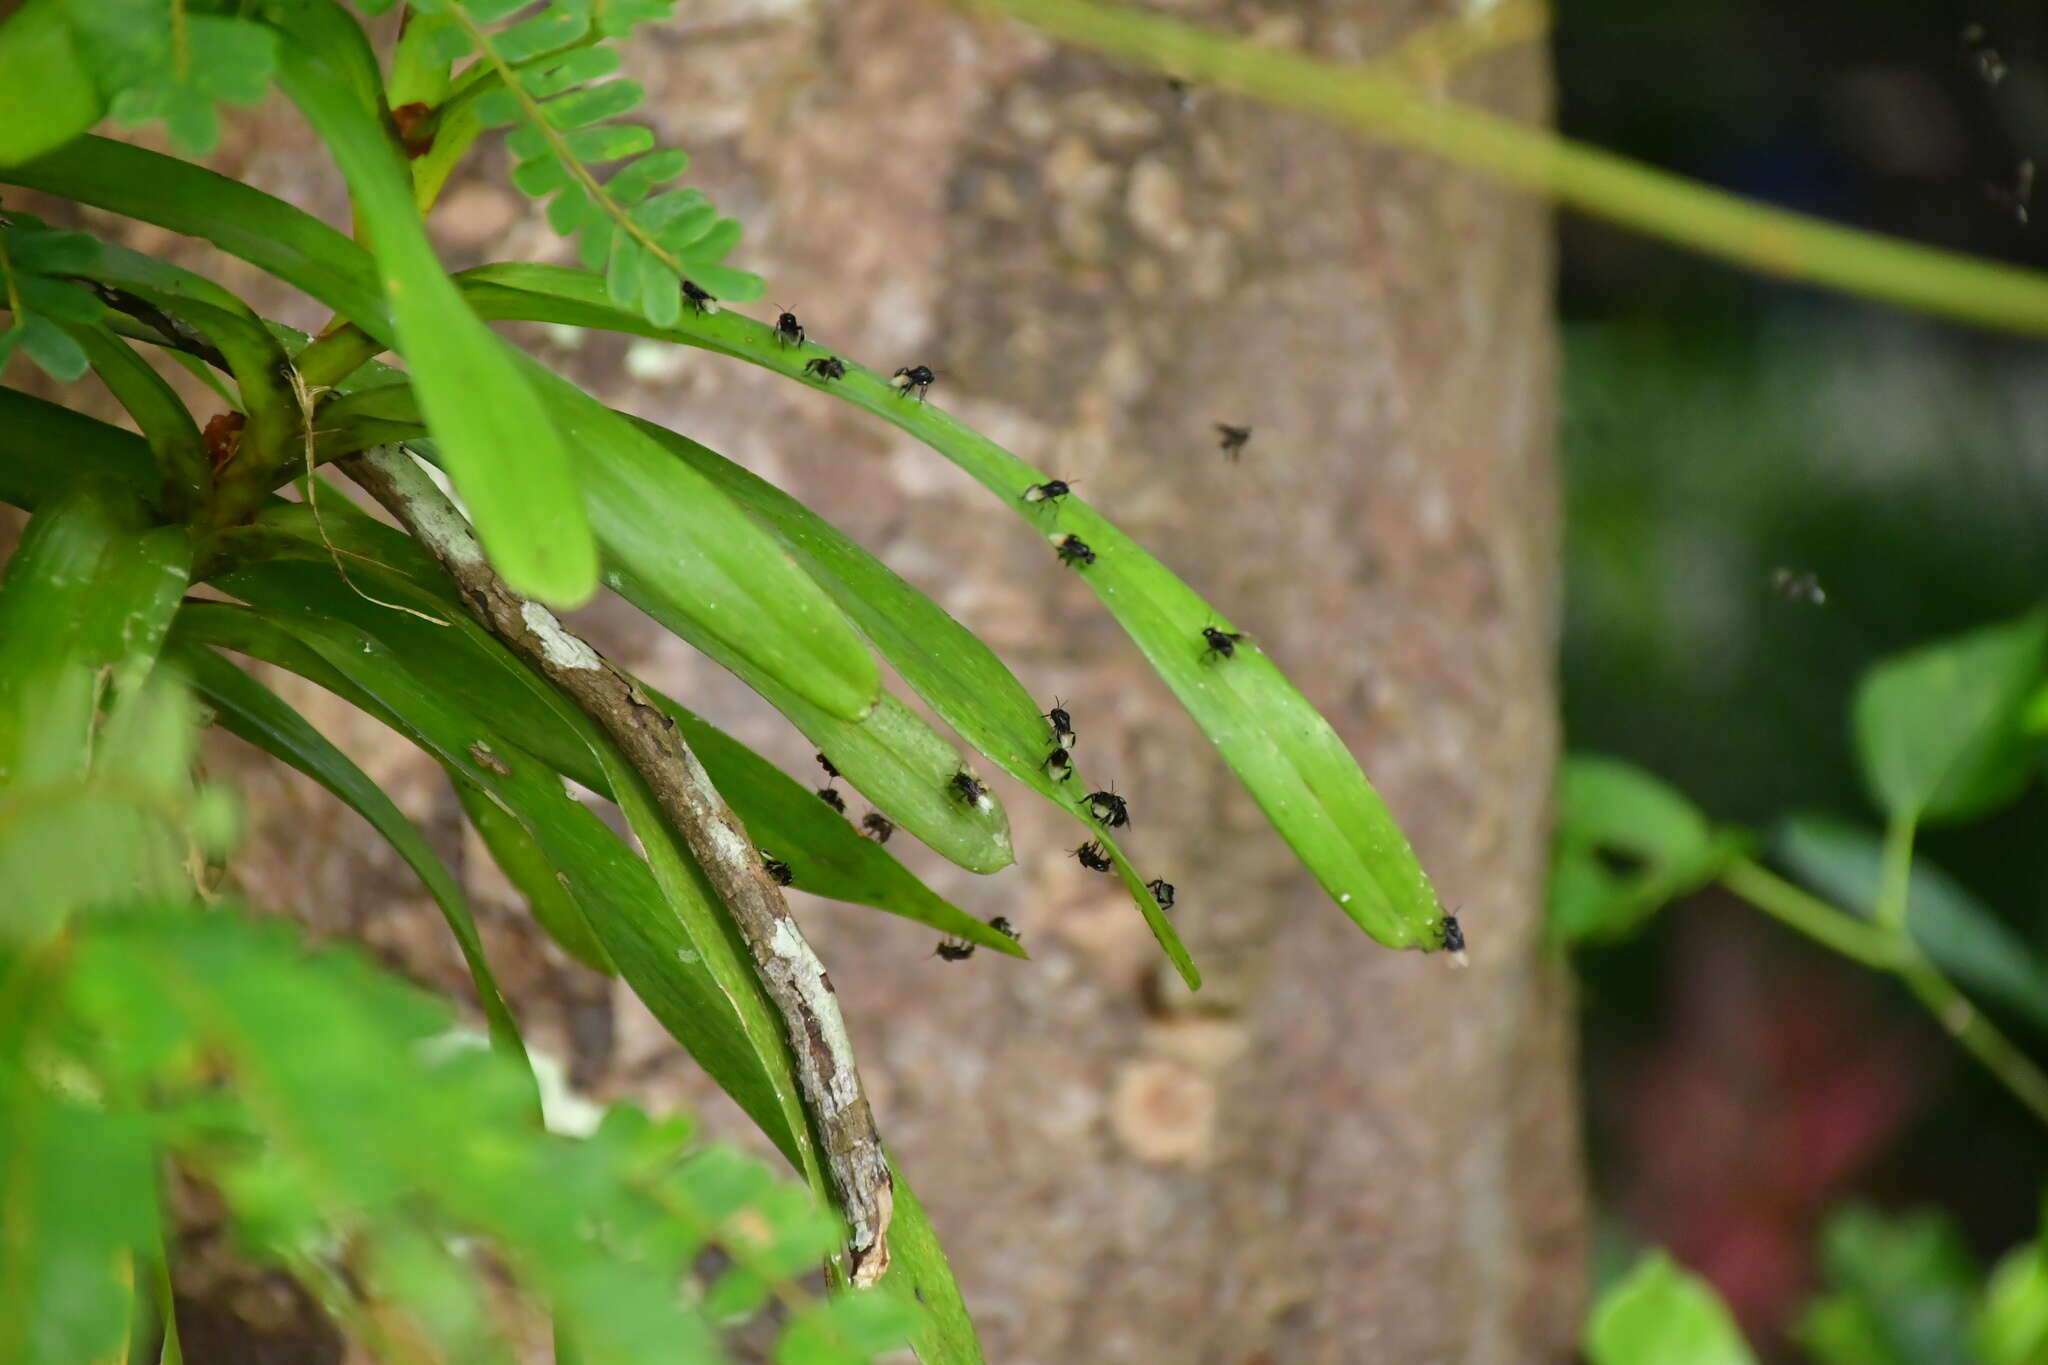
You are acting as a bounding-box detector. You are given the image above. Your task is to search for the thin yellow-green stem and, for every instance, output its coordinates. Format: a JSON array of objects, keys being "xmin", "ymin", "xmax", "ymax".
[
  {"xmin": 979, "ymin": 0, "xmax": 2048, "ymax": 337},
  {"xmin": 1721, "ymin": 856, "xmax": 2048, "ymax": 1128},
  {"xmin": 1719, "ymin": 858, "xmax": 1898, "ymax": 971},
  {"xmin": 1898, "ymin": 952, "xmax": 2048, "ymax": 1127},
  {"xmin": 1875, "ymin": 810, "xmax": 1918, "ymax": 936}
]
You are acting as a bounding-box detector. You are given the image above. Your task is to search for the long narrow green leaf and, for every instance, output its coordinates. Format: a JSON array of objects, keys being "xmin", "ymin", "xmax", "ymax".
[
  {"xmin": 0, "ymin": 388, "xmax": 155, "ymax": 509},
  {"xmin": 217, "ymin": 553, "xmax": 1008, "ymax": 949},
  {"xmin": 63, "ymin": 324, "xmax": 208, "ymax": 511},
  {"xmin": 634, "ymin": 419, "xmax": 1183, "ymax": 976},
  {"xmin": 0, "ymin": 484, "xmax": 193, "ymax": 940},
  {"xmin": 512, "ymin": 358, "xmax": 883, "ymax": 723},
  {"xmin": 165, "ymin": 640, "xmax": 527, "ymax": 1058},
  {"xmin": 450, "ymin": 777, "xmax": 615, "ymax": 973},
  {"xmin": 3, "ymin": 140, "xmax": 885, "ymax": 724},
  {"xmin": 3, "ymin": 136, "xmax": 389, "ymax": 328},
  {"xmin": 271, "ymin": 17, "xmax": 596, "ymax": 604},
  {"xmin": 462, "ymin": 264, "xmax": 1446, "ymax": 950},
  {"xmin": 170, "ymin": 600, "xmax": 803, "ymax": 1161}
]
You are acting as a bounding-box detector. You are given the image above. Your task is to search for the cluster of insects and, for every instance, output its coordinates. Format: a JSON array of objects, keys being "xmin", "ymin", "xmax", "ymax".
[{"xmin": 726, "ymin": 303, "xmax": 1468, "ymax": 965}]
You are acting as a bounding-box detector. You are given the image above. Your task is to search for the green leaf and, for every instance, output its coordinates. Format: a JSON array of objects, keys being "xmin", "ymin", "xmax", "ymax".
[
  {"xmin": 507, "ymin": 355, "xmax": 883, "ymax": 722},
  {"xmin": 0, "ymin": 0, "xmax": 103, "ymax": 165},
  {"xmin": 776, "ymin": 1291, "xmax": 921, "ymax": 1364},
  {"xmin": 639, "ymin": 419, "xmax": 1184, "ymax": 973},
  {"xmin": 172, "ymin": 601, "xmax": 804, "ymax": 1164},
  {"xmin": 1585, "ymin": 1251, "xmax": 1758, "ymax": 1365},
  {"xmin": 166, "ymin": 641, "xmax": 528, "ymax": 1060},
  {"xmin": 1775, "ymin": 814, "xmax": 2048, "ymax": 1033},
  {"xmin": 214, "ymin": 551, "xmax": 994, "ymax": 945},
  {"xmin": 64, "ymin": 323, "xmax": 209, "ymax": 508},
  {"xmin": 273, "ymin": 18, "xmax": 598, "ymax": 605},
  {"xmin": 877, "ymin": 1165, "xmax": 985, "ymax": 1365},
  {"xmin": 63, "ymin": 908, "xmax": 745, "ymax": 1363},
  {"xmin": 459, "ymin": 263, "xmax": 1438, "ymax": 949},
  {"xmin": 0, "ymin": 388, "xmax": 155, "ymax": 509},
  {"xmin": 1977, "ymin": 1229, "xmax": 2048, "ymax": 1365},
  {"xmin": 99, "ymin": 16, "xmax": 280, "ymax": 157},
  {"xmin": 14, "ymin": 310, "xmax": 88, "ymax": 380},
  {"xmin": 1852, "ymin": 611, "xmax": 2048, "ymax": 824},
  {"xmin": 3, "ymin": 136, "xmax": 391, "ymax": 331},
  {"xmin": 1796, "ymin": 1206, "xmax": 1979, "ymax": 1365},
  {"xmin": 451, "ymin": 777, "xmax": 615, "ymax": 973},
  {"xmin": 0, "ymin": 1077, "xmax": 157, "ymax": 1365},
  {"xmin": 1551, "ymin": 755, "xmax": 1748, "ymax": 944}
]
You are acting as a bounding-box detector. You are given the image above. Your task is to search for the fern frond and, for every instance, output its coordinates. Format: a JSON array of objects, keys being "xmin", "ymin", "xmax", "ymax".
[
  {"xmin": 417, "ymin": 0, "xmax": 763, "ymax": 326},
  {"xmin": 61, "ymin": 1, "xmax": 279, "ymax": 156}
]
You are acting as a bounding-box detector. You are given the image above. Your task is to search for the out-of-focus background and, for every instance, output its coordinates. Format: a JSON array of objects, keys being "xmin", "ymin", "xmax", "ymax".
[{"xmin": 1557, "ymin": 0, "xmax": 2048, "ymax": 1350}]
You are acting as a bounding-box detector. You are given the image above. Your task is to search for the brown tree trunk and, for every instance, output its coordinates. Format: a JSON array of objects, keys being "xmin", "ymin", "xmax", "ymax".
[{"xmin": 50, "ymin": 0, "xmax": 1584, "ymax": 1358}]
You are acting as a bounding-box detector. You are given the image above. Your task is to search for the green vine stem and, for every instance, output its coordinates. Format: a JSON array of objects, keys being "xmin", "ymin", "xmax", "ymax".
[
  {"xmin": 978, "ymin": 0, "xmax": 2048, "ymax": 337},
  {"xmin": 1720, "ymin": 856, "xmax": 2048, "ymax": 1127}
]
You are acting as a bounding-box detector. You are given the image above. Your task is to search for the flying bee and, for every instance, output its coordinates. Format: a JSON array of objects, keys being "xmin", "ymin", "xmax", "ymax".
[
  {"xmin": 861, "ymin": 812, "xmax": 894, "ymax": 843},
  {"xmin": 1215, "ymin": 423, "xmax": 1252, "ymax": 459},
  {"xmin": 804, "ymin": 355, "xmax": 846, "ymax": 382}
]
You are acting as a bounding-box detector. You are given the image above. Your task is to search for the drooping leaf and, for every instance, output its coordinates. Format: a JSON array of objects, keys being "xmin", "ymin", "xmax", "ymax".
[
  {"xmin": 1852, "ymin": 611, "xmax": 2048, "ymax": 825},
  {"xmin": 459, "ymin": 263, "xmax": 1443, "ymax": 951},
  {"xmin": 1796, "ymin": 1206, "xmax": 1979, "ymax": 1365},
  {"xmin": 217, "ymin": 552, "xmax": 1001, "ymax": 948},
  {"xmin": 1550, "ymin": 755, "xmax": 1749, "ymax": 944},
  {"xmin": 1585, "ymin": 1251, "xmax": 1758, "ymax": 1365},
  {"xmin": 634, "ymin": 417, "xmax": 1185, "ymax": 976},
  {"xmin": 171, "ymin": 600, "xmax": 803, "ymax": 1163},
  {"xmin": 166, "ymin": 640, "xmax": 528, "ymax": 1058}
]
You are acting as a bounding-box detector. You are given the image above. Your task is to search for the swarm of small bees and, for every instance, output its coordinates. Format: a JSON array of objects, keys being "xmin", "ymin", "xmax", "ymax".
[{"xmin": 716, "ymin": 300, "xmax": 1478, "ymax": 967}]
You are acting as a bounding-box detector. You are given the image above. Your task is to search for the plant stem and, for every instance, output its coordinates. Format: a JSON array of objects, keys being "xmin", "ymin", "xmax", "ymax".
[
  {"xmin": 1721, "ymin": 856, "xmax": 2048, "ymax": 1128},
  {"xmin": 341, "ymin": 445, "xmax": 896, "ymax": 1287},
  {"xmin": 1875, "ymin": 811, "xmax": 1918, "ymax": 936},
  {"xmin": 978, "ymin": 0, "xmax": 2048, "ymax": 337},
  {"xmin": 1897, "ymin": 952, "xmax": 2048, "ymax": 1127},
  {"xmin": 1719, "ymin": 858, "xmax": 1899, "ymax": 970}
]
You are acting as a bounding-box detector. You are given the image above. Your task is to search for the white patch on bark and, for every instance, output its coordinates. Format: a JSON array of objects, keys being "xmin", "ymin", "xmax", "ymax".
[{"xmin": 519, "ymin": 600, "xmax": 603, "ymax": 671}]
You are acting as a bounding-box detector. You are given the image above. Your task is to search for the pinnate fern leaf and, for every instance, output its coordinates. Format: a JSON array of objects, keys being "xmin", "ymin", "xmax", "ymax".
[{"xmin": 412, "ymin": 0, "xmax": 762, "ymax": 323}]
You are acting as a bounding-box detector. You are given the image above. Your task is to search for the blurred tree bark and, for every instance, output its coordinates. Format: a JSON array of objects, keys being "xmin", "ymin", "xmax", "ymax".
[{"xmin": 20, "ymin": 0, "xmax": 1583, "ymax": 1358}]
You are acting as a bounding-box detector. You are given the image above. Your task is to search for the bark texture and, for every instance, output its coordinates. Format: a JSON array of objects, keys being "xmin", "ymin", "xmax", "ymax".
[{"xmin": 17, "ymin": 0, "xmax": 1583, "ymax": 1357}]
